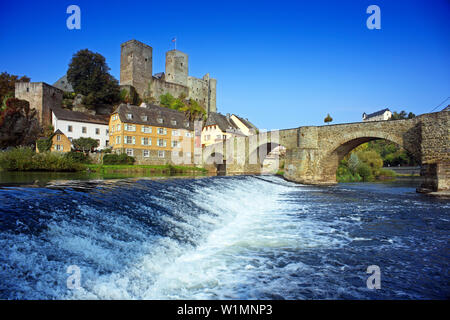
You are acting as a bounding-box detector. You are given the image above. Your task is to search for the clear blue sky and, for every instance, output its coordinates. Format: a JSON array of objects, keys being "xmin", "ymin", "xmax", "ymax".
[{"xmin": 1, "ymin": 0, "xmax": 449, "ymax": 129}]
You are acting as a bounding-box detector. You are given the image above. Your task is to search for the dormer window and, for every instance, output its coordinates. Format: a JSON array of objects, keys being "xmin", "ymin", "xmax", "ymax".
[
  {"xmin": 184, "ymin": 121, "xmax": 189, "ymax": 128},
  {"xmin": 171, "ymin": 120, "xmax": 177, "ymax": 125},
  {"xmin": 157, "ymin": 118, "xmax": 163, "ymax": 124},
  {"xmin": 141, "ymin": 115, "xmax": 148, "ymax": 121},
  {"xmin": 126, "ymin": 113, "xmax": 133, "ymax": 120}
]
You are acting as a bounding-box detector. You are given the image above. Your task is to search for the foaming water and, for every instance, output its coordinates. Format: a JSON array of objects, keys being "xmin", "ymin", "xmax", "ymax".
[{"xmin": 0, "ymin": 176, "xmax": 448, "ymax": 299}]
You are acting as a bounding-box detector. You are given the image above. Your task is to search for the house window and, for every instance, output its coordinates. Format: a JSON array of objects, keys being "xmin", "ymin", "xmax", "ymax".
[
  {"xmin": 106, "ymin": 129, "xmax": 109, "ymax": 135},
  {"xmin": 126, "ymin": 113, "xmax": 133, "ymax": 120},
  {"xmin": 141, "ymin": 115, "xmax": 148, "ymax": 121},
  {"xmin": 96, "ymin": 128, "xmax": 100, "ymax": 135},
  {"xmin": 171, "ymin": 120, "xmax": 177, "ymax": 125},
  {"xmin": 205, "ymin": 135, "xmax": 210, "ymax": 140},
  {"xmin": 125, "ymin": 124, "xmax": 136, "ymax": 131},
  {"xmin": 55, "ymin": 145, "xmax": 63, "ymax": 151},
  {"xmin": 172, "ymin": 130, "xmax": 179, "ymax": 136},
  {"xmin": 143, "ymin": 150, "xmax": 150, "ymax": 157},
  {"xmin": 184, "ymin": 121, "xmax": 189, "ymax": 128},
  {"xmin": 157, "ymin": 118, "xmax": 163, "ymax": 124},
  {"xmin": 141, "ymin": 126, "xmax": 152, "ymax": 133},
  {"xmin": 68, "ymin": 137, "xmax": 73, "ymax": 142},
  {"xmin": 126, "ymin": 148, "xmax": 134, "ymax": 156},
  {"xmin": 186, "ymin": 132, "xmax": 193, "ymax": 138},
  {"xmin": 68, "ymin": 125, "xmax": 73, "ymax": 132},
  {"xmin": 116, "ymin": 136, "xmax": 121, "ymax": 144},
  {"xmin": 157, "ymin": 139, "xmax": 167, "ymax": 147},
  {"xmin": 141, "ymin": 137, "xmax": 151, "ymax": 146},
  {"xmin": 82, "ymin": 127, "xmax": 87, "ymax": 134},
  {"xmin": 125, "ymin": 136, "xmax": 135, "ymax": 144},
  {"xmin": 157, "ymin": 128, "xmax": 167, "ymax": 135},
  {"xmin": 117, "ymin": 124, "xmax": 121, "ymax": 131},
  {"xmin": 158, "ymin": 150, "xmax": 165, "ymax": 158},
  {"xmin": 56, "ymin": 135, "xmax": 61, "ymax": 141},
  {"xmin": 171, "ymin": 141, "xmax": 178, "ymax": 148},
  {"xmin": 105, "ymin": 140, "xmax": 109, "ymax": 147},
  {"xmin": 110, "ymin": 126, "xmax": 114, "ymax": 133}
]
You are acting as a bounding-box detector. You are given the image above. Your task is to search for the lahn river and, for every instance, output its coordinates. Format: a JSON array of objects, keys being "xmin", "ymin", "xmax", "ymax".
[{"xmin": 0, "ymin": 174, "xmax": 448, "ymax": 299}]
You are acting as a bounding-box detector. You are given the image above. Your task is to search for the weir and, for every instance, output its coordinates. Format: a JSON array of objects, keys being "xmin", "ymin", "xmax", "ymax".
[{"xmin": 201, "ymin": 110, "xmax": 450, "ymax": 193}]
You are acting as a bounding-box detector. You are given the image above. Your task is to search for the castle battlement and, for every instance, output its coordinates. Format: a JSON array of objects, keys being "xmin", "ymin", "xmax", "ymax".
[{"xmin": 120, "ymin": 39, "xmax": 217, "ymax": 113}]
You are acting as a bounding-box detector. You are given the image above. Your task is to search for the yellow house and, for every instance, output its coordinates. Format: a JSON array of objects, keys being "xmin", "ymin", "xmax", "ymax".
[
  {"xmin": 109, "ymin": 103, "xmax": 195, "ymax": 165},
  {"xmin": 36, "ymin": 129, "xmax": 71, "ymax": 153},
  {"xmin": 201, "ymin": 112, "xmax": 257, "ymax": 147}
]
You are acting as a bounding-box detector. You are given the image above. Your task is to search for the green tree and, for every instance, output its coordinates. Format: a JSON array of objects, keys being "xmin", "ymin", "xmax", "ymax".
[
  {"xmin": 72, "ymin": 137, "xmax": 99, "ymax": 153},
  {"xmin": 390, "ymin": 110, "xmax": 415, "ymax": 120},
  {"xmin": 67, "ymin": 49, "xmax": 120, "ymax": 109},
  {"xmin": 181, "ymin": 99, "xmax": 206, "ymax": 121},
  {"xmin": 324, "ymin": 113, "xmax": 333, "ymax": 124},
  {"xmin": 0, "ymin": 72, "xmax": 30, "ymax": 108}
]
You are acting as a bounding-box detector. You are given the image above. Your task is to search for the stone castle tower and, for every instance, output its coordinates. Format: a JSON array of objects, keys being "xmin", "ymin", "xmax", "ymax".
[{"xmin": 120, "ymin": 39, "xmax": 217, "ymax": 113}]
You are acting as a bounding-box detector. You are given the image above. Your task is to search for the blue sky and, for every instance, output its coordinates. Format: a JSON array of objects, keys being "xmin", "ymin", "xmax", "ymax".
[{"xmin": 0, "ymin": 0, "xmax": 449, "ymax": 129}]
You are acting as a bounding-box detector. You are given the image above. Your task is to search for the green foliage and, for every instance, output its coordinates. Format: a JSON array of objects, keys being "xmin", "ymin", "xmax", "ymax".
[
  {"xmin": 0, "ymin": 72, "xmax": 30, "ymax": 106},
  {"xmin": 120, "ymin": 86, "xmax": 140, "ymax": 105},
  {"xmin": 181, "ymin": 99, "xmax": 206, "ymax": 121},
  {"xmin": 356, "ymin": 162, "xmax": 374, "ymax": 181},
  {"xmin": 324, "ymin": 113, "xmax": 333, "ymax": 124},
  {"xmin": 64, "ymin": 151, "xmax": 91, "ymax": 164},
  {"xmin": 390, "ymin": 110, "xmax": 416, "ymax": 120},
  {"xmin": 0, "ymin": 147, "xmax": 84, "ymax": 172},
  {"xmin": 67, "ymin": 49, "xmax": 120, "ymax": 109},
  {"xmin": 36, "ymin": 138, "xmax": 53, "ymax": 153},
  {"xmin": 103, "ymin": 153, "xmax": 135, "ymax": 165},
  {"xmin": 72, "ymin": 137, "xmax": 99, "ymax": 153}
]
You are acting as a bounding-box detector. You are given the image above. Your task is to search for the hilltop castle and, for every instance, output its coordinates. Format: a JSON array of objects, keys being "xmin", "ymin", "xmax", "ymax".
[{"xmin": 119, "ymin": 40, "xmax": 217, "ymax": 114}]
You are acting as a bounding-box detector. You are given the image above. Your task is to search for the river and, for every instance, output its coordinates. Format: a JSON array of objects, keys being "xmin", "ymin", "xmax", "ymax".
[{"xmin": 0, "ymin": 174, "xmax": 448, "ymax": 299}]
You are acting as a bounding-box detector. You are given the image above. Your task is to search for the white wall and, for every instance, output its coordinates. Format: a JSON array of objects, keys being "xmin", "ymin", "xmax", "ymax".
[{"xmin": 52, "ymin": 112, "xmax": 109, "ymax": 149}]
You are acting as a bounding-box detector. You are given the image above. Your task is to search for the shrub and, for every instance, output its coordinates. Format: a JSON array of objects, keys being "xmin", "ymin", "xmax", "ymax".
[
  {"xmin": 357, "ymin": 162, "xmax": 374, "ymax": 181},
  {"xmin": 36, "ymin": 138, "xmax": 53, "ymax": 153},
  {"xmin": 103, "ymin": 153, "xmax": 135, "ymax": 165},
  {"xmin": 0, "ymin": 147, "xmax": 84, "ymax": 171},
  {"xmin": 64, "ymin": 151, "xmax": 91, "ymax": 164}
]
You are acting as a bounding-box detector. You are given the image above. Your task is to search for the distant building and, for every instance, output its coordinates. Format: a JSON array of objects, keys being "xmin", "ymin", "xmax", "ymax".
[
  {"xmin": 51, "ymin": 107, "xmax": 110, "ymax": 149},
  {"xmin": 362, "ymin": 108, "xmax": 392, "ymax": 122},
  {"xmin": 201, "ymin": 112, "xmax": 257, "ymax": 147},
  {"xmin": 109, "ymin": 103, "xmax": 195, "ymax": 165},
  {"xmin": 120, "ymin": 40, "xmax": 217, "ymax": 114},
  {"xmin": 53, "ymin": 75, "xmax": 74, "ymax": 93}
]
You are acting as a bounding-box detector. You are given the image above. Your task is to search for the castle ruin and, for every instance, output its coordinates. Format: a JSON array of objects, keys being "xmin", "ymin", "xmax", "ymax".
[{"xmin": 120, "ymin": 40, "xmax": 217, "ymax": 113}]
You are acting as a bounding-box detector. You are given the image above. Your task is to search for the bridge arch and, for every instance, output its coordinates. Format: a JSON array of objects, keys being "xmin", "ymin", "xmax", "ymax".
[
  {"xmin": 317, "ymin": 131, "xmax": 420, "ymax": 183},
  {"xmin": 248, "ymin": 142, "xmax": 286, "ymax": 173}
]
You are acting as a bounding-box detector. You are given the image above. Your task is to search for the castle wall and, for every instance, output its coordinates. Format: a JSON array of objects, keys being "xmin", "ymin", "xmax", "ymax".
[
  {"xmin": 187, "ymin": 76, "xmax": 209, "ymax": 108},
  {"xmin": 165, "ymin": 50, "xmax": 188, "ymax": 87},
  {"xmin": 151, "ymin": 78, "xmax": 188, "ymax": 102},
  {"xmin": 15, "ymin": 82, "xmax": 63, "ymax": 127},
  {"xmin": 120, "ymin": 40, "xmax": 153, "ymax": 99},
  {"xmin": 208, "ymin": 78, "xmax": 217, "ymax": 113}
]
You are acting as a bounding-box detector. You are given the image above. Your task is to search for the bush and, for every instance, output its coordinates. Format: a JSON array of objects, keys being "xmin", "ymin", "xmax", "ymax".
[
  {"xmin": 103, "ymin": 153, "xmax": 135, "ymax": 165},
  {"xmin": 64, "ymin": 151, "xmax": 91, "ymax": 164},
  {"xmin": 0, "ymin": 147, "xmax": 84, "ymax": 171},
  {"xmin": 357, "ymin": 162, "xmax": 374, "ymax": 182}
]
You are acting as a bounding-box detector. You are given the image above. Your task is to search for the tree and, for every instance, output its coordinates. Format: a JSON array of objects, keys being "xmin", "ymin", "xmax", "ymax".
[
  {"xmin": 72, "ymin": 137, "xmax": 99, "ymax": 153},
  {"xmin": 0, "ymin": 98, "xmax": 40, "ymax": 148},
  {"xmin": 324, "ymin": 113, "xmax": 333, "ymax": 124},
  {"xmin": 0, "ymin": 72, "xmax": 30, "ymax": 107},
  {"xmin": 67, "ymin": 49, "xmax": 120, "ymax": 109},
  {"xmin": 390, "ymin": 110, "xmax": 415, "ymax": 120},
  {"xmin": 180, "ymin": 99, "xmax": 206, "ymax": 121}
]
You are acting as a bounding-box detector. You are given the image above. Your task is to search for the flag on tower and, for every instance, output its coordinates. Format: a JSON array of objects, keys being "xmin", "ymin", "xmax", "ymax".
[
  {"xmin": 171, "ymin": 37, "xmax": 176, "ymax": 42},
  {"xmin": 171, "ymin": 37, "xmax": 177, "ymax": 50}
]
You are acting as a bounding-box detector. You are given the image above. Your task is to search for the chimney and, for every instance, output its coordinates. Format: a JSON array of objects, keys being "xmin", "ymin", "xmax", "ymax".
[{"xmin": 226, "ymin": 113, "xmax": 230, "ymax": 121}]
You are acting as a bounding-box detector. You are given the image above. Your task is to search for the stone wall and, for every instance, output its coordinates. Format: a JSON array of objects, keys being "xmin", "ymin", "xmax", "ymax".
[
  {"xmin": 15, "ymin": 82, "xmax": 63, "ymax": 126},
  {"xmin": 120, "ymin": 40, "xmax": 153, "ymax": 98},
  {"xmin": 150, "ymin": 78, "xmax": 189, "ymax": 102}
]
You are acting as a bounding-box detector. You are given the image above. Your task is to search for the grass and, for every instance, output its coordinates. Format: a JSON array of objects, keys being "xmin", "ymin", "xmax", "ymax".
[
  {"xmin": 87, "ymin": 163, "xmax": 207, "ymax": 175},
  {"xmin": 276, "ymin": 170, "xmax": 284, "ymax": 176}
]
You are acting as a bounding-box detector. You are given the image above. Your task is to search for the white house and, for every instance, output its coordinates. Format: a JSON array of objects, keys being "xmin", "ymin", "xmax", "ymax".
[
  {"xmin": 51, "ymin": 107, "xmax": 110, "ymax": 149},
  {"xmin": 362, "ymin": 108, "xmax": 392, "ymax": 122}
]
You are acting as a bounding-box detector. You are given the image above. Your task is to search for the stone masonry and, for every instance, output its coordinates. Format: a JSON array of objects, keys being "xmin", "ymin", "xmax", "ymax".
[{"xmin": 201, "ymin": 110, "xmax": 449, "ymax": 193}]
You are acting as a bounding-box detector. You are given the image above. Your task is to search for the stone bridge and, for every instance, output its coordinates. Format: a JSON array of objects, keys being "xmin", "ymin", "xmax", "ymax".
[{"xmin": 201, "ymin": 110, "xmax": 449, "ymax": 193}]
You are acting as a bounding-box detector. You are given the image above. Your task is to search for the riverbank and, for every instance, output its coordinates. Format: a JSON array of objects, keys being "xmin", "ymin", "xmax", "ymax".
[{"xmin": 86, "ymin": 164, "xmax": 207, "ymax": 175}]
